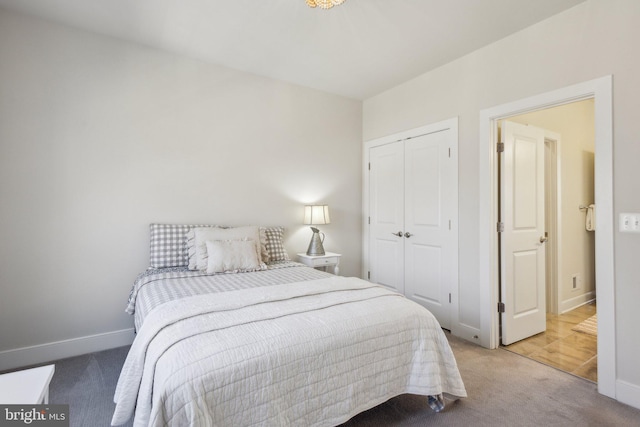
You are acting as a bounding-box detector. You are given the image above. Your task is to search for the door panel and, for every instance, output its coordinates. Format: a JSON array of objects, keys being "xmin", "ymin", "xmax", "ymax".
[
  {"xmin": 369, "ymin": 142, "xmax": 404, "ymax": 293},
  {"xmin": 513, "ymin": 137, "xmax": 538, "ymax": 229},
  {"xmin": 408, "ymin": 144, "xmax": 441, "ymax": 226},
  {"xmin": 501, "ymin": 121, "xmax": 546, "ymax": 345},
  {"xmin": 404, "ymin": 131, "xmax": 452, "ymax": 329},
  {"xmin": 373, "ymin": 239, "xmax": 403, "ymax": 292},
  {"xmin": 512, "ymin": 250, "xmax": 539, "ymax": 314},
  {"xmin": 408, "ymin": 244, "xmax": 441, "ymax": 303}
]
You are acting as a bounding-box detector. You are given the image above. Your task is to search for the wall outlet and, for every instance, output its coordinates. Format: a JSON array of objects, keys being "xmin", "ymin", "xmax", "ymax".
[{"xmin": 571, "ymin": 274, "xmax": 581, "ymax": 290}]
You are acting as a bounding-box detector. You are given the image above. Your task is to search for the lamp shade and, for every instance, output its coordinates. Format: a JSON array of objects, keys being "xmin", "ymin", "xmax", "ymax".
[{"xmin": 303, "ymin": 205, "xmax": 330, "ymax": 225}]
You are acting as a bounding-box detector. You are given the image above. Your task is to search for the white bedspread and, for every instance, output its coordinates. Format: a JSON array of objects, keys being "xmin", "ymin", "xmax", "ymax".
[{"xmin": 112, "ymin": 276, "xmax": 466, "ymax": 427}]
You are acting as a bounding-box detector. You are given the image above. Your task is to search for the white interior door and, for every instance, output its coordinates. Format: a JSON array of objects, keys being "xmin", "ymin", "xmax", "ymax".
[
  {"xmin": 369, "ymin": 141, "xmax": 405, "ymax": 293},
  {"xmin": 404, "ymin": 132, "xmax": 453, "ymax": 329},
  {"xmin": 500, "ymin": 120, "xmax": 547, "ymax": 345}
]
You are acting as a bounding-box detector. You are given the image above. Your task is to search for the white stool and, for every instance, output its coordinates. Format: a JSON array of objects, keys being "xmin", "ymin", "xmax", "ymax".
[{"xmin": 0, "ymin": 365, "xmax": 55, "ymax": 404}]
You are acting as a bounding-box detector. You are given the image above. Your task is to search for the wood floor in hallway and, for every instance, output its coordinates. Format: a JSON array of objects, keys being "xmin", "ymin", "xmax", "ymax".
[{"xmin": 502, "ymin": 303, "xmax": 597, "ymax": 382}]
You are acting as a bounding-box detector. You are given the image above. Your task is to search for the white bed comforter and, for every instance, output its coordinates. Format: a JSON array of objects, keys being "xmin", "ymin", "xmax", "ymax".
[{"xmin": 112, "ymin": 276, "xmax": 466, "ymax": 427}]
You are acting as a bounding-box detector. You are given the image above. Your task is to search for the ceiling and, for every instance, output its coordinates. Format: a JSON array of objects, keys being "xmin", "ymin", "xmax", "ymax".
[{"xmin": 0, "ymin": 0, "xmax": 586, "ymax": 100}]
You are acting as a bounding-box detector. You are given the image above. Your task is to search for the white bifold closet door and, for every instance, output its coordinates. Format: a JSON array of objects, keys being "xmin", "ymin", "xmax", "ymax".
[
  {"xmin": 369, "ymin": 142, "xmax": 405, "ymax": 294},
  {"xmin": 369, "ymin": 129, "xmax": 456, "ymax": 330}
]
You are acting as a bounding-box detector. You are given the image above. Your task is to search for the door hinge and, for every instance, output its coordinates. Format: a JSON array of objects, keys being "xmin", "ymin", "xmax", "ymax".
[
  {"xmin": 448, "ymin": 147, "xmax": 451, "ymax": 158},
  {"xmin": 368, "ymin": 216, "xmax": 370, "ymax": 225},
  {"xmin": 368, "ymin": 162, "xmax": 371, "ymax": 170},
  {"xmin": 367, "ymin": 271, "xmax": 371, "ymax": 280},
  {"xmin": 497, "ymin": 222, "xmax": 504, "ymax": 233},
  {"xmin": 497, "ymin": 142, "xmax": 505, "ymax": 153},
  {"xmin": 449, "ymin": 219, "xmax": 452, "ymax": 230},
  {"xmin": 449, "ymin": 293, "xmax": 451, "ymax": 303},
  {"xmin": 498, "ymin": 302, "xmax": 505, "ymax": 313}
]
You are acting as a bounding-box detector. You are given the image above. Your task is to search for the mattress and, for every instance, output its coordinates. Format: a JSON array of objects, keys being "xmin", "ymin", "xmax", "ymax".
[{"xmin": 115, "ymin": 265, "xmax": 466, "ymax": 426}]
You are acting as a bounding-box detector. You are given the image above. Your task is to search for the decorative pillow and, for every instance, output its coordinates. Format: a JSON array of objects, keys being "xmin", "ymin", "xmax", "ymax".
[
  {"xmin": 186, "ymin": 228, "xmax": 204, "ymax": 270},
  {"xmin": 258, "ymin": 227, "xmax": 269, "ymax": 263},
  {"xmin": 205, "ymin": 239, "xmax": 262, "ymax": 274},
  {"xmin": 190, "ymin": 226, "xmax": 265, "ymax": 271},
  {"xmin": 262, "ymin": 226, "xmax": 290, "ymax": 262},
  {"xmin": 149, "ymin": 223, "xmax": 216, "ymax": 269}
]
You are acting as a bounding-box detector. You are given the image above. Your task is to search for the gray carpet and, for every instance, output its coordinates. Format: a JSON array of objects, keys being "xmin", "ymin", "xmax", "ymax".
[{"xmin": 44, "ymin": 334, "xmax": 640, "ymax": 427}]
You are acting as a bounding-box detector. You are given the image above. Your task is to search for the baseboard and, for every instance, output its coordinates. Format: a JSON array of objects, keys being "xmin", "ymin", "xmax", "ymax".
[
  {"xmin": 452, "ymin": 322, "xmax": 483, "ymax": 348},
  {"xmin": 0, "ymin": 328, "xmax": 135, "ymax": 372},
  {"xmin": 617, "ymin": 379, "xmax": 640, "ymax": 410},
  {"xmin": 559, "ymin": 292, "xmax": 596, "ymax": 314}
]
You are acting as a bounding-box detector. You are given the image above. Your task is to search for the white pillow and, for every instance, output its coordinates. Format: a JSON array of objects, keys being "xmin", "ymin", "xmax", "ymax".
[
  {"xmin": 186, "ymin": 226, "xmax": 220, "ymax": 270},
  {"xmin": 206, "ymin": 239, "xmax": 261, "ymax": 274},
  {"xmin": 191, "ymin": 226, "xmax": 264, "ymax": 271}
]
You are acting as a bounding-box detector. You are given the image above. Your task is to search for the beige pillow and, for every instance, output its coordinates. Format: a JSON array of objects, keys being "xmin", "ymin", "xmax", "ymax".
[
  {"xmin": 191, "ymin": 226, "xmax": 264, "ymax": 271},
  {"xmin": 205, "ymin": 239, "xmax": 262, "ymax": 274},
  {"xmin": 186, "ymin": 226, "xmax": 220, "ymax": 270}
]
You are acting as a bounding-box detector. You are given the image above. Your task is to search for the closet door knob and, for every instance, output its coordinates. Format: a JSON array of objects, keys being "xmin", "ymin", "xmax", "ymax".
[
  {"xmin": 404, "ymin": 232, "xmax": 413, "ymax": 238},
  {"xmin": 392, "ymin": 231, "xmax": 403, "ymax": 237}
]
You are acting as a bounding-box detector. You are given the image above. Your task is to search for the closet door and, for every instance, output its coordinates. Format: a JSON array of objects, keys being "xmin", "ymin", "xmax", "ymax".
[
  {"xmin": 368, "ymin": 126, "xmax": 456, "ymax": 330},
  {"xmin": 369, "ymin": 142, "xmax": 405, "ymax": 293},
  {"xmin": 404, "ymin": 131, "xmax": 453, "ymax": 329}
]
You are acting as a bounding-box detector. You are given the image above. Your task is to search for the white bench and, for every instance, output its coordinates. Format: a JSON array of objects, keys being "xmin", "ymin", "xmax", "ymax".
[{"xmin": 0, "ymin": 365, "xmax": 55, "ymax": 404}]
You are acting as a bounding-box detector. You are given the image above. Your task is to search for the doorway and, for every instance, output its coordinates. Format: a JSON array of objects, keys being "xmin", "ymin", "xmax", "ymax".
[
  {"xmin": 498, "ymin": 100, "xmax": 597, "ymax": 382},
  {"xmin": 478, "ymin": 76, "xmax": 615, "ymax": 398},
  {"xmin": 505, "ymin": 302, "xmax": 597, "ymax": 381}
]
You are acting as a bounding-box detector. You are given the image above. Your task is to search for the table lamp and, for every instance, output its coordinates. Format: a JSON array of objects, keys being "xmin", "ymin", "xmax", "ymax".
[{"xmin": 303, "ymin": 205, "xmax": 330, "ymax": 256}]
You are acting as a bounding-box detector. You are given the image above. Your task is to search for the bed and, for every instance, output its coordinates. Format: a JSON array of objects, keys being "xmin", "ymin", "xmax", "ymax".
[{"xmin": 112, "ymin": 224, "xmax": 466, "ymax": 426}]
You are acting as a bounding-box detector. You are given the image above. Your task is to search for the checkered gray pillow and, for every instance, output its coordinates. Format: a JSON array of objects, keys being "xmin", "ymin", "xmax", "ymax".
[
  {"xmin": 149, "ymin": 224, "xmax": 215, "ymax": 269},
  {"xmin": 262, "ymin": 226, "xmax": 289, "ymax": 262}
]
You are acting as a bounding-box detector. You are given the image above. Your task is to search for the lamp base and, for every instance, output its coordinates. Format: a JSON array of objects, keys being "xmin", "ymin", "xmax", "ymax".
[
  {"xmin": 306, "ymin": 247, "xmax": 326, "ymax": 256},
  {"xmin": 306, "ymin": 227, "xmax": 326, "ymax": 256}
]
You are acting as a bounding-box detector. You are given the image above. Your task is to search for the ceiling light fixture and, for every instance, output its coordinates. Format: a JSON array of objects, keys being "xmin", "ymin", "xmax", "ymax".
[{"xmin": 306, "ymin": 0, "xmax": 346, "ymax": 10}]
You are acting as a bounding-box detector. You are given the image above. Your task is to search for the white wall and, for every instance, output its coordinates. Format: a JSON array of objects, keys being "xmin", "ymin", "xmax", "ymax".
[
  {"xmin": 363, "ymin": 0, "xmax": 640, "ymax": 406},
  {"xmin": 0, "ymin": 9, "xmax": 362, "ymax": 367},
  {"xmin": 509, "ymin": 100, "xmax": 596, "ymax": 313}
]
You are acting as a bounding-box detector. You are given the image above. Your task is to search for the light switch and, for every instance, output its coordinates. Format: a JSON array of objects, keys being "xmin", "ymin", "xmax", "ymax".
[
  {"xmin": 620, "ymin": 213, "xmax": 640, "ymax": 233},
  {"xmin": 621, "ymin": 214, "xmax": 630, "ymax": 230}
]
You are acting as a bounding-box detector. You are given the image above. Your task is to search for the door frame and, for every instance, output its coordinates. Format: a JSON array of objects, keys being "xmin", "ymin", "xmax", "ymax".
[
  {"xmin": 544, "ymin": 132, "xmax": 561, "ymax": 316},
  {"xmin": 479, "ymin": 76, "xmax": 615, "ymax": 398},
  {"xmin": 363, "ymin": 117, "xmax": 463, "ymax": 335}
]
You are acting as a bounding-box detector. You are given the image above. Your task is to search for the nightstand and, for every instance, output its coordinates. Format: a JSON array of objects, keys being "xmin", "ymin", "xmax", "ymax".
[
  {"xmin": 297, "ymin": 252, "xmax": 341, "ymax": 275},
  {"xmin": 0, "ymin": 364, "xmax": 55, "ymax": 404}
]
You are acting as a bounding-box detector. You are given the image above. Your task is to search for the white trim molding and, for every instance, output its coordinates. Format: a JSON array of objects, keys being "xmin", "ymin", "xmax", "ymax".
[
  {"xmin": 617, "ymin": 380, "xmax": 640, "ymax": 410},
  {"xmin": 478, "ymin": 76, "xmax": 615, "ymax": 399},
  {"xmin": 0, "ymin": 328, "xmax": 135, "ymax": 372},
  {"xmin": 559, "ymin": 292, "xmax": 597, "ymax": 315}
]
